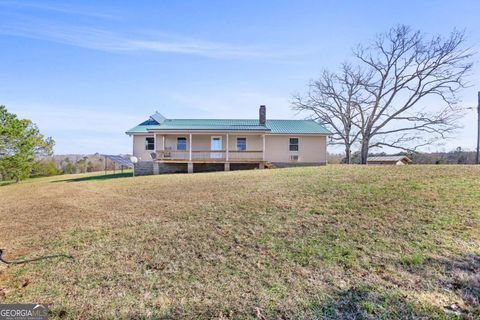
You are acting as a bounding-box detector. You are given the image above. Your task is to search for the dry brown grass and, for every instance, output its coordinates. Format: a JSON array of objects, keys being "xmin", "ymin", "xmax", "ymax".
[{"xmin": 0, "ymin": 165, "xmax": 479, "ymax": 319}]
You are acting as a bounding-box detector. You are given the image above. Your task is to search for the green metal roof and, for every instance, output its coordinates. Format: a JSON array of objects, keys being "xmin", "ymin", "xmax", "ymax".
[
  {"xmin": 266, "ymin": 120, "xmax": 331, "ymax": 134},
  {"xmin": 147, "ymin": 119, "xmax": 269, "ymax": 131},
  {"xmin": 126, "ymin": 119, "xmax": 331, "ymax": 135}
]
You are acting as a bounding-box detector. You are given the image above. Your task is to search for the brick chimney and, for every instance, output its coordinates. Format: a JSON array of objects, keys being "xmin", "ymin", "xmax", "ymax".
[{"xmin": 259, "ymin": 105, "xmax": 266, "ymax": 126}]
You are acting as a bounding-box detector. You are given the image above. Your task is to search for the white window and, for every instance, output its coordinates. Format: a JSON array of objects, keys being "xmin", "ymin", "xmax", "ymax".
[
  {"xmin": 145, "ymin": 137, "xmax": 155, "ymax": 150},
  {"xmin": 289, "ymin": 138, "xmax": 299, "ymax": 151},
  {"xmin": 236, "ymin": 137, "xmax": 247, "ymax": 151},
  {"xmin": 177, "ymin": 137, "xmax": 187, "ymax": 150}
]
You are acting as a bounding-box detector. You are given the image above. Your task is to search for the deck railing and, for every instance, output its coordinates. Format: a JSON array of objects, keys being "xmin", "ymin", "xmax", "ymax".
[
  {"xmin": 228, "ymin": 150, "xmax": 263, "ymax": 161},
  {"xmin": 157, "ymin": 150, "xmax": 263, "ymax": 162}
]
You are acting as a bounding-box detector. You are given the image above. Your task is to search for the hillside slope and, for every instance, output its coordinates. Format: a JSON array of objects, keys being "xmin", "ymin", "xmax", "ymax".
[{"xmin": 0, "ymin": 166, "xmax": 479, "ymax": 319}]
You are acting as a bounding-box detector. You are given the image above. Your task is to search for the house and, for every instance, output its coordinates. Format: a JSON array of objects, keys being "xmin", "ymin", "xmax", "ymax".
[
  {"xmin": 367, "ymin": 155, "xmax": 412, "ymax": 165},
  {"xmin": 126, "ymin": 105, "xmax": 331, "ymax": 175}
]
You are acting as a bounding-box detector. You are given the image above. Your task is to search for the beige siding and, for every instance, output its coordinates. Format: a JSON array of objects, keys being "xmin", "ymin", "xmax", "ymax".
[
  {"xmin": 265, "ymin": 135, "xmax": 326, "ymax": 163},
  {"xmin": 228, "ymin": 135, "xmax": 262, "ymax": 151},
  {"xmin": 132, "ymin": 135, "xmax": 154, "ymax": 161},
  {"xmin": 165, "ymin": 135, "xmax": 190, "ymax": 150},
  {"xmin": 161, "ymin": 134, "xmax": 226, "ymax": 150},
  {"xmin": 191, "ymin": 135, "xmax": 224, "ymax": 150}
]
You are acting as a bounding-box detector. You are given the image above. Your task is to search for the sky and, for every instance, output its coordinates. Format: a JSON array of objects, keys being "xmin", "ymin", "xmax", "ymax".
[{"xmin": 0, "ymin": 0, "xmax": 479, "ymax": 155}]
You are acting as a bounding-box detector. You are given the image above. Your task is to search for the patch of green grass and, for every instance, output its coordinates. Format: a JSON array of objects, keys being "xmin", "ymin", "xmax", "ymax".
[
  {"xmin": 262, "ymin": 283, "xmax": 288, "ymax": 312},
  {"xmin": 0, "ymin": 180, "xmax": 15, "ymax": 186},
  {"xmin": 400, "ymin": 252, "xmax": 425, "ymax": 268},
  {"xmin": 307, "ymin": 208, "xmax": 326, "ymax": 215},
  {"xmin": 52, "ymin": 171, "xmax": 133, "ymax": 183},
  {"xmin": 287, "ymin": 239, "xmax": 357, "ymax": 268},
  {"xmin": 310, "ymin": 285, "xmax": 447, "ymax": 319}
]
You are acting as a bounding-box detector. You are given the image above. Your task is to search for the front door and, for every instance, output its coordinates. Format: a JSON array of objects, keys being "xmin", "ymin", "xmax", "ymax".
[{"xmin": 211, "ymin": 136, "xmax": 223, "ymax": 159}]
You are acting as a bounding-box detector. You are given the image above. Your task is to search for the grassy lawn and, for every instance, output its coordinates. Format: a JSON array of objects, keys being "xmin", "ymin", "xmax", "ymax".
[{"xmin": 0, "ymin": 165, "xmax": 479, "ymax": 319}]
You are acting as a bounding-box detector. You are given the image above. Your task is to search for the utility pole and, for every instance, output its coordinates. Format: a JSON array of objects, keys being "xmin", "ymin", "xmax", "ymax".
[{"xmin": 477, "ymin": 92, "xmax": 480, "ymax": 164}]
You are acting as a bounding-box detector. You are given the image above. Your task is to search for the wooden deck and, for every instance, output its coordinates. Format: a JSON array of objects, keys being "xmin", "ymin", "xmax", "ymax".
[
  {"xmin": 156, "ymin": 159, "xmax": 267, "ymax": 164},
  {"xmin": 155, "ymin": 150, "xmax": 264, "ymax": 163}
]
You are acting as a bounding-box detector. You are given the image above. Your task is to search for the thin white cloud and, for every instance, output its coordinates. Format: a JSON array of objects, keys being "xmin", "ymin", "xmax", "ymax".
[
  {"xmin": 0, "ymin": 0, "xmax": 118, "ymax": 19},
  {"xmin": 0, "ymin": 15, "xmax": 270, "ymax": 59}
]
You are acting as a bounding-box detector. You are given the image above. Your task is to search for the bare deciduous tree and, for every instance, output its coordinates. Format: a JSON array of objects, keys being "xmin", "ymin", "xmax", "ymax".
[
  {"xmin": 293, "ymin": 25, "xmax": 473, "ymax": 164},
  {"xmin": 354, "ymin": 25, "xmax": 473, "ymax": 163},
  {"xmin": 292, "ymin": 64, "xmax": 368, "ymax": 163}
]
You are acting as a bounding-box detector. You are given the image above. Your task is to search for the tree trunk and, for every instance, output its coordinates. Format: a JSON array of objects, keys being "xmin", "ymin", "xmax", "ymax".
[
  {"xmin": 360, "ymin": 139, "xmax": 369, "ymax": 164},
  {"xmin": 344, "ymin": 145, "xmax": 351, "ymax": 164}
]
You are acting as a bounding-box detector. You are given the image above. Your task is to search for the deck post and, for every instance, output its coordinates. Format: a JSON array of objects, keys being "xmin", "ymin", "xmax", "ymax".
[
  {"xmin": 152, "ymin": 133, "xmax": 159, "ymax": 175},
  {"xmin": 224, "ymin": 162, "xmax": 230, "ymax": 171},
  {"xmin": 226, "ymin": 133, "xmax": 229, "ymax": 161},
  {"xmin": 188, "ymin": 162, "xmax": 194, "ymax": 173},
  {"xmin": 153, "ymin": 133, "xmax": 156, "ymax": 153},
  {"xmin": 189, "ymin": 133, "xmax": 192, "ymax": 161}
]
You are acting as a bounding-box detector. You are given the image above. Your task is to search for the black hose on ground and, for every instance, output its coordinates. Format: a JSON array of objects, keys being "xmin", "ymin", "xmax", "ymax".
[{"xmin": 0, "ymin": 249, "xmax": 74, "ymax": 265}]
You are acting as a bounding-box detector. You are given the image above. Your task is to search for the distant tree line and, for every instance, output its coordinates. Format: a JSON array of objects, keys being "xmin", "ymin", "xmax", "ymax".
[
  {"xmin": 408, "ymin": 147, "xmax": 477, "ymax": 164},
  {"xmin": 327, "ymin": 147, "xmax": 477, "ymax": 164},
  {"xmin": 33, "ymin": 154, "xmax": 121, "ymax": 176},
  {"xmin": 3, "ymin": 153, "xmax": 126, "ymax": 181},
  {"xmin": 29, "ymin": 156, "xmax": 100, "ymax": 177}
]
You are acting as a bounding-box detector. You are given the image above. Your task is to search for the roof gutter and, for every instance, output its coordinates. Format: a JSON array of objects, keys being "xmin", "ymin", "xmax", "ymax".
[{"xmin": 146, "ymin": 129, "xmax": 271, "ymax": 133}]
